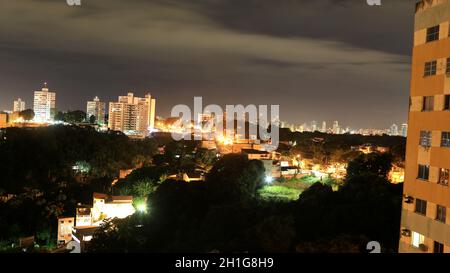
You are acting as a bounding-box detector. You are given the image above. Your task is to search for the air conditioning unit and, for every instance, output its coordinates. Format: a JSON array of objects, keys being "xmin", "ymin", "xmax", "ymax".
[
  {"xmin": 404, "ymin": 196, "xmax": 414, "ymax": 204},
  {"xmin": 419, "ymin": 244, "xmax": 428, "ymax": 252},
  {"xmin": 401, "ymin": 229, "xmax": 411, "ymax": 237}
]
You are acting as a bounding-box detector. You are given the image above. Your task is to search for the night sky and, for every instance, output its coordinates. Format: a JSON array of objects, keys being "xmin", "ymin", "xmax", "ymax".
[{"xmin": 0, "ymin": 0, "xmax": 416, "ymax": 128}]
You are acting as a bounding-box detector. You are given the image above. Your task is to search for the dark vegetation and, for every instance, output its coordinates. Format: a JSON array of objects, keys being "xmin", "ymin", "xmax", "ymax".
[{"xmin": 0, "ymin": 126, "xmax": 404, "ymax": 252}]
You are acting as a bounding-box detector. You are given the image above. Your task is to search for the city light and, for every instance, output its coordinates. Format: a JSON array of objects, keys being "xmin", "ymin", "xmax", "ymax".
[
  {"xmin": 265, "ymin": 175, "xmax": 273, "ymax": 184},
  {"xmin": 137, "ymin": 203, "xmax": 147, "ymax": 213}
]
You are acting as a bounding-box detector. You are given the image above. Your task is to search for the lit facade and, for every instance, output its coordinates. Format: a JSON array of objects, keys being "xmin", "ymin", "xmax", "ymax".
[
  {"xmin": 33, "ymin": 84, "xmax": 56, "ymax": 122},
  {"xmin": 13, "ymin": 98, "xmax": 25, "ymax": 112},
  {"xmin": 399, "ymin": 0, "xmax": 450, "ymax": 253},
  {"xmin": 86, "ymin": 96, "xmax": 106, "ymax": 125},
  {"xmin": 108, "ymin": 92, "xmax": 156, "ymax": 136},
  {"xmin": 76, "ymin": 192, "xmax": 135, "ymax": 227},
  {"xmin": 57, "ymin": 217, "xmax": 74, "ymax": 245}
]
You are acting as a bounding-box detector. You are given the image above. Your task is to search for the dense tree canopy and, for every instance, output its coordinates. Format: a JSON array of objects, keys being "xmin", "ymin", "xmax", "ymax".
[{"xmin": 18, "ymin": 109, "xmax": 35, "ymax": 121}]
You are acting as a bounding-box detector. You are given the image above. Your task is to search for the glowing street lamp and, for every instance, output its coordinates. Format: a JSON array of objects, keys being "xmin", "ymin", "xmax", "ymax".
[
  {"xmin": 265, "ymin": 175, "xmax": 273, "ymax": 184},
  {"xmin": 137, "ymin": 203, "xmax": 147, "ymax": 213}
]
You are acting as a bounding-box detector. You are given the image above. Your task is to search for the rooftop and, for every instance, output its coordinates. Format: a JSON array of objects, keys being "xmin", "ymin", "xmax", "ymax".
[
  {"xmin": 241, "ymin": 149, "xmax": 270, "ymax": 155},
  {"xmin": 416, "ymin": 0, "xmax": 448, "ymax": 13}
]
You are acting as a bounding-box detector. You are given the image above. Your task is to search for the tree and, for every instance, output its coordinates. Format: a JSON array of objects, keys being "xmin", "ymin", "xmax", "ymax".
[
  {"xmin": 54, "ymin": 111, "xmax": 86, "ymax": 123},
  {"xmin": 19, "ymin": 109, "xmax": 35, "ymax": 121},
  {"xmin": 88, "ymin": 216, "xmax": 145, "ymax": 252},
  {"xmin": 346, "ymin": 152, "xmax": 392, "ymax": 180},
  {"xmin": 89, "ymin": 115, "xmax": 96, "ymax": 124},
  {"xmin": 64, "ymin": 110, "xmax": 86, "ymax": 123},
  {"xmin": 206, "ymin": 154, "xmax": 265, "ymax": 204},
  {"xmin": 194, "ymin": 148, "xmax": 217, "ymax": 171},
  {"xmin": 54, "ymin": 111, "xmax": 65, "ymax": 122}
]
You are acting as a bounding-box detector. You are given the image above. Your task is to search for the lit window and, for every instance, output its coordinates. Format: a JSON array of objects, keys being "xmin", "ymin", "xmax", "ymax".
[
  {"xmin": 419, "ymin": 131, "xmax": 432, "ymax": 147},
  {"xmin": 424, "ymin": 61, "xmax": 437, "ymax": 77},
  {"xmin": 426, "ymin": 25, "xmax": 440, "ymax": 43},
  {"xmin": 436, "ymin": 205, "xmax": 446, "ymax": 223},
  {"xmin": 418, "ymin": 165, "xmax": 430, "ymax": 181},
  {"xmin": 412, "ymin": 232, "xmax": 425, "ymax": 248},
  {"xmin": 439, "ymin": 168, "xmax": 449, "ymax": 186},
  {"xmin": 441, "ymin": 132, "xmax": 450, "ymax": 147},
  {"xmin": 415, "ymin": 199, "xmax": 427, "ymax": 215},
  {"xmin": 422, "ymin": 96, "xmax": 434, "ymax": 111}
]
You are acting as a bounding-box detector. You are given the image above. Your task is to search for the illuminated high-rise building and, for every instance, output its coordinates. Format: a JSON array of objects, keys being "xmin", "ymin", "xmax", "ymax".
[
  {"xmin": 399, "ymin": 0, "xmax": 450, "ymax": 253},
  {"xmin": 33, "ymin": 83, "xmax": 56, "ymax": 122},
  {"xmin": 390, "ymin": 124, "xmax": 399, "ymax": 136},
  {"xmin": 87, "ymin": 96, "xmax": 106, "ymax": 125},
  {"xmin": 13, "ymin": 98, "xmax": 25, "ymax": 112},
  {"xmin": 108, "ymin": 92, "xmax": 156, "ymax": 136},
  {"xmin": 401, "ymin": 123, "xmax": 408, "ymax": 137},
  {"xmin": 311, "ymin": 120, "xmax": 317, "ymax": 132},
  {"xmin": 332, "ymin": 121, "xmax": 340, "ymax": 134},
  {"xmin": 321, "ymin": 121, "xmax": 327, "ymax": 133}
]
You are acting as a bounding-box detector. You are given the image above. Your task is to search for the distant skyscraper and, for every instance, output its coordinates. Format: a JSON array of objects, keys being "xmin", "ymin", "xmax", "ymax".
[
  {"xmin": 332, "ymin": 121, "xmax": 340, "ymax": 134},
  {"xmin": 108, "ymin": 92, "xmax": 156, "ymax": 136},
  {"xmin": 289, "ymin": 124, "xmax": 295, "ymax": 132},
  {"xmin": 87, "ymin": 96, "xmax": 106, "ymax": 125},
  {"xmin": 401, "ymin": 123, "xmax": 408, "ymax": 137},
  {"xmin": 311, "ymin": 120, "xmax": 317, "ymax": 132},
  {"xmin": 13, "ymin": 98, "xmax": 25, "ymax": 112},
  {"xmin": 321, "ymin": 121, "xmax": 327, "ymax": 133},
  {"xmin": 33, "ymin": 83, "xmax": 56, "ymax": 122},
  {"xmin": 390, "ymin": 124, "xmax": 399, "ymax": 136},
  {"xmin": 149, "ymin": 98, "xmax": 156, "ymax": 130}
]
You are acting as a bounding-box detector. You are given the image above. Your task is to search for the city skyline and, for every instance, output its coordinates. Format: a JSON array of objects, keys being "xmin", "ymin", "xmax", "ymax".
[
  {"xmin": 2, "ymin": 82, "xmax": 408, "ymax": 131},
  {"xmin": 0, "ymin": 0, "xmax": 414, "ymax": 128}
]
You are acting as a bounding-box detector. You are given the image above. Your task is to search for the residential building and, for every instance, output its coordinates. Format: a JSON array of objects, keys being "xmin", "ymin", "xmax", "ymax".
[
  {"xmin": 57, "ymin": 217, "xmax": 74, "ymax": 245},
  {"xmin": 13, "ymin": 98, "xmax": 25, "ymax": 112},
  {"xmin": 390, "ymin": 124, "xmax": 399, "ymax": 136},
  {"xmin": 401, "ymin": 123, "xmax": 409, "ymax": 137},
  {"xmin": 311, "ymin": 120, "xmax": 317, "ymax": 132},
  {"xmin": 332, "ymin": 121, "xmax": 340, "ymax": 134},
  {"xmin": 108, "ymin": 92, "xmax": 156, "ymax": 136},
  {"xmin": 86, "ymin": 96, "xmax": 106, "ymax": 125},
  {"xmin": 33, "ymin": 83, "xmax": 56, "ymax": 122},
  {"xmin": 399, "ymin": 0, "xmax": 450, "ymax": 253},
  {"xmin": 0, "ymin": 113, "xmax": 7, "ymax": 128}
]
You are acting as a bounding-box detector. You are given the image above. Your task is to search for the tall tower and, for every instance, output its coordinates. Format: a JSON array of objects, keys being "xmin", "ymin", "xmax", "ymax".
[
  {"xmin": 401, "ymin": 123, "xmax": 408, "ymax": 137},
  {"xmin": 332, "ymin": 121, "xmax": 340, "ymax": 134},
  {"xmin": 399, "ymin": 0, "xmax": 450, "ymax": 253},
  {"xmin": 87, "ymin": 96, "xmax": 106, "ymax": 125},
  {"xmin": 108, "ymin": 92, "xmax": 156, "ymax": 136},
  {"xmin": 13, "ymin": 98, "xmax": 25, "ymax": 112},
  {"xmin": 390, "ymin": 124, "xmax": 399, "ymax": 136},
  {"xmin": 311, "ymin": 120, "xmax": 317, "ymax": 132},
  {"xmin": 33, "ymin": 83, "xmax": 56, "ymax": 122}
]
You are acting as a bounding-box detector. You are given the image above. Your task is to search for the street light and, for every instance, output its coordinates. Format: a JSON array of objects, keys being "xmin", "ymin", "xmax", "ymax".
[{"xmin": 137, "ymin": 203, "xmax": 147, "ymax": 213}]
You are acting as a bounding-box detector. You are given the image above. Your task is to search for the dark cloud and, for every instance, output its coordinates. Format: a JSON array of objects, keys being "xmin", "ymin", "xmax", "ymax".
[{"xmin": 0, "ymin": 0, "xmax": 414, "ymax": 128}]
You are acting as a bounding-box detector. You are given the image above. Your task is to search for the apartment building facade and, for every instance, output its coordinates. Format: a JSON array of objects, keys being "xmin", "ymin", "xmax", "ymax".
[
  {"xmin": 108, "ymin": 92, "xmax": 156, "ymax": 136},
  {"xmin": 86, "ymin": 96, "xmax": 106, "ymax": 125},
  {"xmin": 13, "ymin": 98, "xmax": 25, "ymax": 112},
  {"xmin": 33, "ymin": 84, "xmax": 56, "ymax": 122},
  {"xmin": 399, "ymin": 0, "xmax": 450, "ymax": 253}
]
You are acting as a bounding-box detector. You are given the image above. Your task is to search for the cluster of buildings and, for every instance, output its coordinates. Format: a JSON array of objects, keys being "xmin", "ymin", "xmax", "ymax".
[
  {"xmin": 1, "ymin": 84, "xmax": 157, "ymax": 138},
  {"xmin": 281, "ymin": 120, "xmax": 408, "ymax": 137},
  {"xmin": 57, "ymin": 192, "xmax": 137, "ymax": 252}
]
